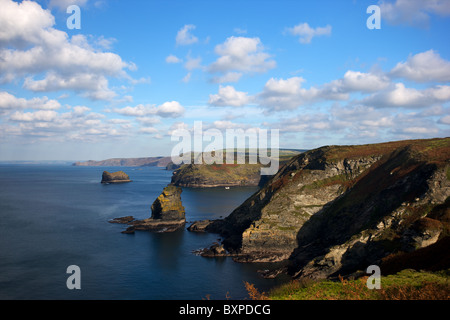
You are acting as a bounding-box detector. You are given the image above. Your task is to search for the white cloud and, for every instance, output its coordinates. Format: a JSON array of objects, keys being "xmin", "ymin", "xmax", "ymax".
[
  {"xmin": 23, "ymin": 72, "xmax": 117, "ymax": 101},
  {"xmin": 156, "ymin": 101, "xmax": 185, "ymax": 118},
  {"xmin": 362, "ymin": 83, "xmax": 450, "ymax": 108},
  {"xmin": 258, "ymin": 77, "xmax": 320, "ymax": 111},
  {"xmin": 210, "ymin": 72, "xmax": 243, "ymax": 84},
  {"xmin": 209, "ymin": 36, "xmax": 276, "ymax": 76},
  {"xmin": 176, "ymin": 24, "xmax": 198, "ymax": 46},
  {"xmin": 208, "ymin": 85, "xmax": 251, "ymax": 107},
  {"xmin": 10, "ymin": 110, "xmax": 58, "ymax": 122},
  {"xmin": 0, "ymin": 91, "xmax": 61, "ymax": 112},
  {"xmin": 286, "ymin": 22, "xmax": 332, "ymax": 44},
  {"xmin": 139, "ymin": 127, "xmax": 159, "ymax": 134},
  {"xmin": 166, "ymin": 54, "xmax": 182, "ymax": 64},
  {"xmin": 0, "ymin": 0, "xmax": 135, "ymax": 101},
  {"xmin": 113, "ymin": 104, "xmax": 155, "ymax": 117},
  {"xmin": 389, "ymin": 50, "xmax": 450, "ymax": 83},
  {"xmin": 2, "ymin": 101, "xmax": 132, "ymax": 143},
  {"xmin": 379, "ymin": 0, "xmax": 450, "ymax": 27},
  {"xmin": 438, "ymin": 115, "xmax": 450, "ymax": 125},
  {"xmin": 113, "ymin": 101, "xmax": 185, "ymax": 118},
  {"xmin": 331, "ymin": 71, "xmax": 390, "ymax": 93}
]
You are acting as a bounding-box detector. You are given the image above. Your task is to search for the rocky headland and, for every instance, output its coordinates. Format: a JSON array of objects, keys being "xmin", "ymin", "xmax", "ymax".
[
  {"xmin": 170, "ymin": 149, "xmax": 303, "ymax": 188},
  {"xmin": 74, "ymin": 156, "xmax": 173, "ymax": 167},
  {"xmin": 111, "ymin": 184, "xmax": 186, "ymax": 233},
  {"xmin": 101, "ymin": 171, "xmax": 132, "ymax": 184},
  {"xmin": 190, "ymin": 137, "xmax": 450, "ymax": 280}
]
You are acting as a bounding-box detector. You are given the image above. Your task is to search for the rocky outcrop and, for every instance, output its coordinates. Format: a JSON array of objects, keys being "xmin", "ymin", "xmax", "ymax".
[
  {"xmin": 111, "ymin": 185, "xmax": 186, "ymax": 233},
  {"xmin": 149, "ymin": 185, "xmax": 186, "ymax": 221},
  {"xmin": 198, "ymin": 137, "xmax": 450, "ymax": 280},
  {"xmin": 170, "ymin": 149, "xmax": 304, "ymax": 188},
  {"xmin": 101, "ymin": 171, "xmax": 132, "ymax": 183},
  {"xmin": 171, "ymin": 163, "xmax": 263, "ymax": 187}
]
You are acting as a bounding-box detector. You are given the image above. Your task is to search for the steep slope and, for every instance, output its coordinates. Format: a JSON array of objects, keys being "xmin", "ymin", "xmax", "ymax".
[{"xmin": 203, "ymin": 138, "xmax": 450, "ymax": 279}]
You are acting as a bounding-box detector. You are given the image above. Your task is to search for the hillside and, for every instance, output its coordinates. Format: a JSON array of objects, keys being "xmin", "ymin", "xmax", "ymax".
[
  {"xmin": 197, "ymin": 137, "xmax": 450, "ymax": 281},
  {"xmin": 170, "ymin": 149, "xmax": 305, "ymax": 188},
  {"xmin": 73, "ymin": 156, "xmax": 172, "ymax": 167}
]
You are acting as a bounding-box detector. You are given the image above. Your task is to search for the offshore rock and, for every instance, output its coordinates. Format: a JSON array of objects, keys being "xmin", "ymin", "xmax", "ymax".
[
  {"xmin": 101, "ymin": 171, "xmax": 132, "ymax": 184},
  {"xmin": 150, "ymin": 185, "xmax": 185, "ymax": 221},
  {"xmin": 112, "ymin": 185, "xmax": 186, "ymax": 233}
]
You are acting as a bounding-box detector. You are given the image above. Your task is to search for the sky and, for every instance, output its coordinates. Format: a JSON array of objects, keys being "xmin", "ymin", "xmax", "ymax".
[{"xmin": 0, "ymin": 0, "xmax": 450, "ymax": 161}]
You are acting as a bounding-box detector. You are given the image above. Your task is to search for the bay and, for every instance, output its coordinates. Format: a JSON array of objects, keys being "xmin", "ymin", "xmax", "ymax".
[{"xmin": 0, "ymin": 165, "xmax": 288, "ymax": 300}]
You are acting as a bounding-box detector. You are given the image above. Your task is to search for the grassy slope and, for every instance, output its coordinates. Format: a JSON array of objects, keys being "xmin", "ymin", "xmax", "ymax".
[{"xmin": 256, "ymin": 269, "xmax": 449, "ymax": 300}]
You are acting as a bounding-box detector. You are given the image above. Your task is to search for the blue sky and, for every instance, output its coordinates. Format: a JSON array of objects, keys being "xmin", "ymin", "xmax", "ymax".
[{"xmin": 0, "ymin": 0, "xmax": 450, "ymax": 160}]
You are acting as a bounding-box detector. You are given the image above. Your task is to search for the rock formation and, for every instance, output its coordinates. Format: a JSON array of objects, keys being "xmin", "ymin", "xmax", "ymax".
[
  {"xmin": 111, "ymin": 185, "xmax": 186, "ymax": 233},
  {"xmin": 101, "ymin": 171, "xmax": 132, "ymax": 184},
  {"xmin": 196, "ymin": 137, "xmax": 450, "ymax": 280},
  {"xmin": 170, "ymin": 149, "xmax": 304, "ymax": 188}
]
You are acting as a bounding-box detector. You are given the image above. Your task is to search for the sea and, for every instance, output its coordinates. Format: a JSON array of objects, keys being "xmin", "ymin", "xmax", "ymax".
[{"xmin": 0, "ymin": 164, "xmax": 289, "ymax": 300}]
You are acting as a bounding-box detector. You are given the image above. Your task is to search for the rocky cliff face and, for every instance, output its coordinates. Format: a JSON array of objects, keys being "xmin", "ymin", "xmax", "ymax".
[
  {"xmin": 202, "ymin": 138, "xmax": 450, "ymax": 280},
  {"xmin": 111, "ymin": 185, "xmax": 186, "ymax": 233},
  {"xmin": 150, "ymin": 185, "xmax": 186, "ymax": 221},
  {"xmin": 171, "ymin": 163, "xmax": 263, "ymax": 187},
  {"xmin": 170, "ymin": 149, "xmax": 303, "ymax": 188}
]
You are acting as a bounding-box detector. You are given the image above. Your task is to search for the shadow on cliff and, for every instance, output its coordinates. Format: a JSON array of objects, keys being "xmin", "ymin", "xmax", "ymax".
[{"xmin": 286, "ymin": 146, "xmax": 437, "ymax": 278}]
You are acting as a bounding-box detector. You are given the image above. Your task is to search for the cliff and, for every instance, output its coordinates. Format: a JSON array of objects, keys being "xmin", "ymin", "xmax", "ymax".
[
  {"xmin": 112, "ymin": 185, "xmax": 186, "ymax": 233},
  {"xmin": 74, "ymin": 156, "xmax": 172, "ymax": 167},
  {"xmin": 197, "ymin": 137, "xmax": 450, "ymax": 280},
  {"xmin": 170, "ymin": 149, "xmax": 304, "ymax": 188},
  {"xmin": 101, "ymin": 171, "xmax": 132, "ymax": 183}
]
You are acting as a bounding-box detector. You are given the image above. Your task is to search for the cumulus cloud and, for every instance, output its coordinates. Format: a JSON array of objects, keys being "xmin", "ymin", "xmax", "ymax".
[
  {"xmin": 166, "ymin": 54, "xmax": 182, "ymax": 64},
  {"xmin": 438, "ymin": 115, "xmax": 450, "ymax": 125},
  {"xmin": 286, "ymin": 22, "xmax": 332, "ymax": 44},
  {"xmin": 2, "ymin": 100, "xmax": 130, "ymax": 142},
  {"xmin": 176, "ymin": 24, "xmax": 198, "ymax": 46},
  {"xmin": 0, "ymin": 0, "xmax": 135, "ymax": 101},
  {"xmin": 23, "ymin": 72, "xmax": 117, "ymax": 101},
  {"xmin": 361, "ymin": 83, "xmax": 450, "ymax": 108},
  {"xmin": 258, "ymin": 77, "xmax": 317, "ymax": 111},
  {"xmin": 10, "ymin": 110, "xmax": 58, "ymax": 122},
  {"xmin": 210, "ymin": 72, "xmax": 243, "ymax": 84},
  {"xmin": 209, "ymin": 36, "xmax": 276, "ymax": 79},
  {"xmin": 156, "ymin": 101, "xmax": 185, "ymax": 118},
  {"xmin": 257, "ymin": 75, "xmax": 350, "ymax": 111},
  {"xmin": 208, "ymin": 85, "xmax": 252, "ymax": 107},
  {"xmin": 389, "ymin": 50, "xmax": 450, "ymax": 83},
  {"xmin": 379, "ymin": 0, "xmax": 450, "ymax": 27},
  {"xmin": 328, "ymin": 71, "xmax": 390, "ymax": 93},
  {"xmin": 113, "ymin": 101, "xmax": 185, "ymax": 118},
  {"xmin": 0, "ymin": 91, "xmax": 61, "ymax": 112}
]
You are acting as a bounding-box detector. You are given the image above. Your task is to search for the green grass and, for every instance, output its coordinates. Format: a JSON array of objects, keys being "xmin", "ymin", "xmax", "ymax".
[{"xmin": 245, "ymin": 269, "xmax": 449, "ymax": 300}]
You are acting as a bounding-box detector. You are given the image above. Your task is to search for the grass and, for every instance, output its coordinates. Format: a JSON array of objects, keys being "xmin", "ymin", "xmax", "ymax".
[{"xmin": 244, "ymin": 269, "xmax": 449, "ymax": 300}]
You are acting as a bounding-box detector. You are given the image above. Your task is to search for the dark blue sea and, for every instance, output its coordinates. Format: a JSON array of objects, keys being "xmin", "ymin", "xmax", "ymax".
[{"xmin": 0, "ymin": 165, "xmax": 288, "ymax": 300}]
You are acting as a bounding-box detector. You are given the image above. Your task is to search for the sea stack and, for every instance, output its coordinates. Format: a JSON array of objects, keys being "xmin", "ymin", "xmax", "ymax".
[
  {"xmin": 121, "ymin": 185, "xmax": 186, "ymax": 233},
  {"xmin": 101, "ymin": 171, "xmax": 132, "ymax": 184}
]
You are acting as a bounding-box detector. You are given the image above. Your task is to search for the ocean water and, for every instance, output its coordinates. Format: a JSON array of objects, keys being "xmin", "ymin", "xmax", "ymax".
[{"xmin": 0, "ymin": 165, "xmax": 288, "ymax": 300}]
